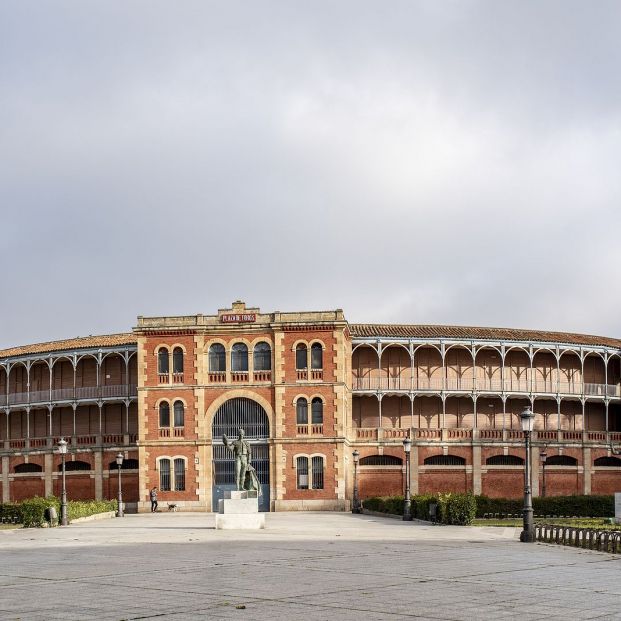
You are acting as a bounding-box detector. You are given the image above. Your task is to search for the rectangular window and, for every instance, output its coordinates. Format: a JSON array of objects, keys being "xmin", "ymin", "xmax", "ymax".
[
  {"xmin": 296, "ymin": 456, "xmax": 309, "ymax": 489},
  {"xmin": 174, "ymin": 458, "xmax": 185, "ymax": 491},
  {"xmin": 159, "ymin": 459, "xmax": 171, "ymax": 491},
  {"xmin": 312, "ymin": 456, "xmax": 324, "ymax": 490}
]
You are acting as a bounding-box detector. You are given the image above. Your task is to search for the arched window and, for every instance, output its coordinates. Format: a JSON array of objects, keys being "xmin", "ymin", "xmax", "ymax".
[
  {"xmin": 172, "ymin": 348, "xmax": 184, "ymax": 374},
  {"xmin": 157, "ymin": 348, "xmax": 169, "ymax": 375},
  {"xmin": 173, "ymin": 401, "xmax": 184, "ymax": 427},
  {"xmin": 312, "ymin": 456, "xmax": 324, "ymax": 489},
  {"xmin": 311, "ymin": 343, "xmax": 323, "ymax": 369},
  {"xmin": 174, "ymin": 458, "xmax": 186, "ymax": 491},
  {"xmin": 159, "ymin": 458, "xmax": 171, "ymax": 491},
  {"xmin": 159, "ymin": 402, "xmax": 170, "ymax": 427},
  {"xmin": 108, "ymin": 458, "xmax": 139, "ymax": 470},
  {"xmin": 296, "ymin": 344, "xmax": 308, "ymax": 370},
  {"xmin": 231, "ymin": 343, "xmax": 248, "ymax": 372},
  {"xmin": 296, "ymin": 456, "xmax": 309, "ymax": 489},
  {"xmin": 359, "ymin": 455, "xmax": 403, "ymax": 466},
  {"xmin": 546, "ymin": 455, "xmax": 577, "ymax": 466},
  {"xmin": 209, "ymin": 344, "xmax": 226, "ymax": 372},
  {"xmin": 486, "ymin": 455, "xmax": 524, "ymax": 466},
  {"xmin": 60, "ymin": 460, "xmax": 91, "ymax": 471},
  {"xmin": 14, "ymin": 462, "xmax": 43, "ymax": 473},
  {"xmin": 311, "ymin": 397, "xmax": 323, "ymax": 424},
  {"xmin": 253, "ymin": 342, "xmax": 271, "ymax": 371},
  {"xmin": 296, "ymin": 398, "xmax": 308, "ymax": 425},
  {"xmin": 423, "ymin": 455, "xmax": 466, "ymax": 466},
  {"xmin": 594, "ymin": 456, "xmax": 621, "ymax": 467}
]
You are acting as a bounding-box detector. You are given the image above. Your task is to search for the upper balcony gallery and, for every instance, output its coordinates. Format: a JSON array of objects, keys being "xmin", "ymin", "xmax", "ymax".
[
  {"xmin": 350, "ymin": 324, "xmax": 621, "ymax": 399},
  {"xmin": 0, "ymin": 334, "xmax": 138, "ymax": 409}
]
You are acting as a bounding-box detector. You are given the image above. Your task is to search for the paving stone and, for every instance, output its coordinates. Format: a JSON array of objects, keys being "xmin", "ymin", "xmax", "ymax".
[{"xmin": 1, "ymin": 513, "xmax": 620, "ymax": 619}]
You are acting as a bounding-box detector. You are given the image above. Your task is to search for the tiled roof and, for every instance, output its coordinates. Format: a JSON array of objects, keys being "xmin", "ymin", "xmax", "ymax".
[
  {"xmin": 349, "ymin": 324, "xmax": 621, "ymax": 348},
  {"xmin": 0, "ymin": 334, "xmax": 137, "ymax": 359}
]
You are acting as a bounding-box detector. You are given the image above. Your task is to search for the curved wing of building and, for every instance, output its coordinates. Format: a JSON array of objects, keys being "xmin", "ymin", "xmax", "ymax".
[{"xmin": 1, "ymin": 302, "xmax": 620, "ymax": 510}]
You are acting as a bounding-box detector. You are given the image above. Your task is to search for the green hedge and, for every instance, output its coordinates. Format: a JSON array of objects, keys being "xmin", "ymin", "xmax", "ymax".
[
  {"xmin": 477, "ymin": 494, "xmax": 614, "ymax": 518},
  {"xmin": 0, "ymin": 497, "xmax": 118, "ymax": 527},
  {"xmin": 363, "ymin": 493, "xmax": 477, "ymax": 525},
  {"xmin": 363, "ymin": 494, "xmax": 614, "ymax": 525}
]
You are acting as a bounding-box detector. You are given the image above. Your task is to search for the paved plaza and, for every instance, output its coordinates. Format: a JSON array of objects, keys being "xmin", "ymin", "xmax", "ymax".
[{"xmin": 1, "ymin": 513, "xmax": 620, "ymax": 620}]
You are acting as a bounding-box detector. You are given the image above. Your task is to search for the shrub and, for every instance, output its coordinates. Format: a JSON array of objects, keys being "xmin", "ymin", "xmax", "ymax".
[
  {"xmin": 67, "ymin": 499, "xmax": 116, "ymax": 521},
  {"xmin": 476, "ymin": 495, "xmax": 614, "ymax": 518},
  {"xmin": 362, "ymin": 496, "xmax": 403, "ymax": 515},
  {"xmin": 5, "ymin": 497, "xmax": 117, "ymax": 527},
  {"xmin": 445, "ymin": 493, "xmax": 477, "ymax": 525},
  {"xmin": 20, "ymin": 496, "xmax": 59, "ymax": 527},
  {"xmin": 0, "ymin": 502, "xmax": 23, "ymax": 523}
]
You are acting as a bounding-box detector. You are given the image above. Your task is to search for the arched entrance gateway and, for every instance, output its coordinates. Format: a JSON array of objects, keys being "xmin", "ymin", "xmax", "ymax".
[{"xmin": 211, "ymin": 397, "xmax": 270, "ymax": 512}]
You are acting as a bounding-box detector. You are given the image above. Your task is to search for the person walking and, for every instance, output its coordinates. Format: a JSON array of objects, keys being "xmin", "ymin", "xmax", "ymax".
[{"xmin": 150, "ymin": 487, "xmax": 158, "ymax": 512}]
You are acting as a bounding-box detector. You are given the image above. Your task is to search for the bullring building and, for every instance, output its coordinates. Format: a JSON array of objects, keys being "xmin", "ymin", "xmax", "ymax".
[{"xmin": 1, "ymin": 301, "xmax": 620, "ymax": 512}]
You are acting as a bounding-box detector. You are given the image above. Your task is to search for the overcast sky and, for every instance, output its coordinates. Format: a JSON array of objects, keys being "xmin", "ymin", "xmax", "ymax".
[{"xmin": 1, "ymin": 1, "xmax": 620, "ymax": 349}]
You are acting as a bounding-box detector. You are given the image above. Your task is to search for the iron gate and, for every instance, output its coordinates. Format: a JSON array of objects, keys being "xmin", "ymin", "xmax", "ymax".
[{"xmin": 212, "ymin": 397, "xmax": 270, "ymax": 512}]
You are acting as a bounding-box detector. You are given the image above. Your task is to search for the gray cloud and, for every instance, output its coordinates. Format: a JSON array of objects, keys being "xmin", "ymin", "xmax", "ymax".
[{"xmin": 1, "ymin": 0, "xmax": 620, "ymax": 348}]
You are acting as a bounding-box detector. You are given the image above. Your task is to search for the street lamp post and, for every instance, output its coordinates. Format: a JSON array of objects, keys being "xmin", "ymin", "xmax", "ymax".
[
  {"xmin": 58, "ymin": 437, "xmax": 68, "ymax": 526},
  {"xmin": 402, "ymin": 437, "xmax": 412, "ymax": 521},
  {"xmin": 520, "ymin": 407, "xmax": 535, "ymax": 542},
  {"xmin": 116, "ymin": 452, "xmax": 124, "ymax": 517},
  {"xmin": 352, "ymin": 450, "xmax": 361, "ymax": 514},
  {"xmin": 540, "ymin": 450, "xmax": 547, "ymax": 498}
]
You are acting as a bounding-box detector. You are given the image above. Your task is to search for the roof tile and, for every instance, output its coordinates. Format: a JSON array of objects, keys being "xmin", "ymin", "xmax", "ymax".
[{"xmin": 349, "ymin": 324, "xmax": 621, "ymax": 348}]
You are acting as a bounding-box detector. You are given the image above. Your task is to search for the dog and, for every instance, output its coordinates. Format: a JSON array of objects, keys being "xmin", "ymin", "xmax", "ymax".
[{"xmin": 167, "ymin": 503, "xmax": 178, "ymax": 512}]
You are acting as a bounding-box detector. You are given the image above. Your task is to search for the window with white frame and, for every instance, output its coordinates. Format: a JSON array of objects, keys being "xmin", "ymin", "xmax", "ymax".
[
  {"xmin": 158, "ymin": 348, "xmax": 169, "ymax": 375},
  {"xmin": 173, "ymin": 400, "xmax": 184, "ymax": 427},
  {"xmin": 296, "ymin": 455, "xmax": 324, "ymax": 490},
  {"xmin": 231, "ymin": 343, "xmax": 248, "ymax": 372},
  {"xmin": 158, "ymin": 457, "xmax": 186, "ymax": 492},
  {"xmin": 172, "ymin": 347, "xmax": 184, "ymax": 374},
  {"xmin": 253, "ymin": 342, "xmax": 271, "ymax": 371},
  {"xmin": 159, "ymin": 458, "xmax": 171, "ymax": 491},
  {"xmin": 310, "ymin": 343, "xmax": 323, "ymax": 369},
  {"xmin": 296, "ymin": 344, "xmax": 308, "ymax": 370},
  {"xmin": 296, "ymin": 456, "xmax": 309, "ymax": 489},
  {"xmin": 311, "ymin": 397, "xmax": 323, "ymax": 424},
  {"xmin": 174, "ymin": 458, "xmax": 186, "ymax": 491},
  {"xmin": 296, "ymin": 398, "xmax": 308, "ymax": 424},
  {"xmin": 311, "ymin": 456, "xmax": 324, "ymax": 489},
  {"xmin": 159, "ymin": 402, "xmax": 170, "ymax": 427},
  {"xmin": 209, "ymin": 344, "xmax": 226, "ymax": 372}
]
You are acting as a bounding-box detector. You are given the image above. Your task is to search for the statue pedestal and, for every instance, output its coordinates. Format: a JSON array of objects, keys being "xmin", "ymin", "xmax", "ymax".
[{"xmin": 215, "ymin": 490, "xmax": 265, "ymax": 530}]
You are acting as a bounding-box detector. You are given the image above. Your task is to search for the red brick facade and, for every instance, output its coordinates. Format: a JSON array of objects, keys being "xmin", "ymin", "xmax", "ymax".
[{"xmin": 1, "ymin": 302, "xmax": 621, "ymax": 510}]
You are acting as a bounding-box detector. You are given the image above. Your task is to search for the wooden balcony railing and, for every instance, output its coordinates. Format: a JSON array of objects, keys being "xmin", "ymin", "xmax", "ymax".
[
  {"xmin": 351, "ymin": 427, "xmax": 621, "ymax": 444},
  {"xmin": 2, "ymin": 434, "xmax": 138, "ymax": 451}
]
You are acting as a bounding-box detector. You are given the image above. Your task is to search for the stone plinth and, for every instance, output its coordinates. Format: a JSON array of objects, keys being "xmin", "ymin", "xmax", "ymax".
[{"xmin": 215, "ymin": 490, "xmax": 265, "ymax": 530}]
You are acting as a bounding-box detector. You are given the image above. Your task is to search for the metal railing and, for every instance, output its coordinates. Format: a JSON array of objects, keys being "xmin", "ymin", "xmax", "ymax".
[
  {"xmin": 352, "ymin": 376, "xmax": 621, "ymax": 397},
  {"xmin": 0, "ymin": 384, "xmax": 137, "ymax": 407},
  {"xmin": 536, "ymin": 524, "xmax": 621, "ymax": 553},
  {"xmin": 2, "ymin": 433, "xmax": 138, "ymax": 450}
]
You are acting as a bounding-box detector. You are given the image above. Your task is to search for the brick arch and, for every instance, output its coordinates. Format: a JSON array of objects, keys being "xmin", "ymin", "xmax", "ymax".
[{"xmin": 205, "ymin": 390, "xmax": 274, "ymax": 437}]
